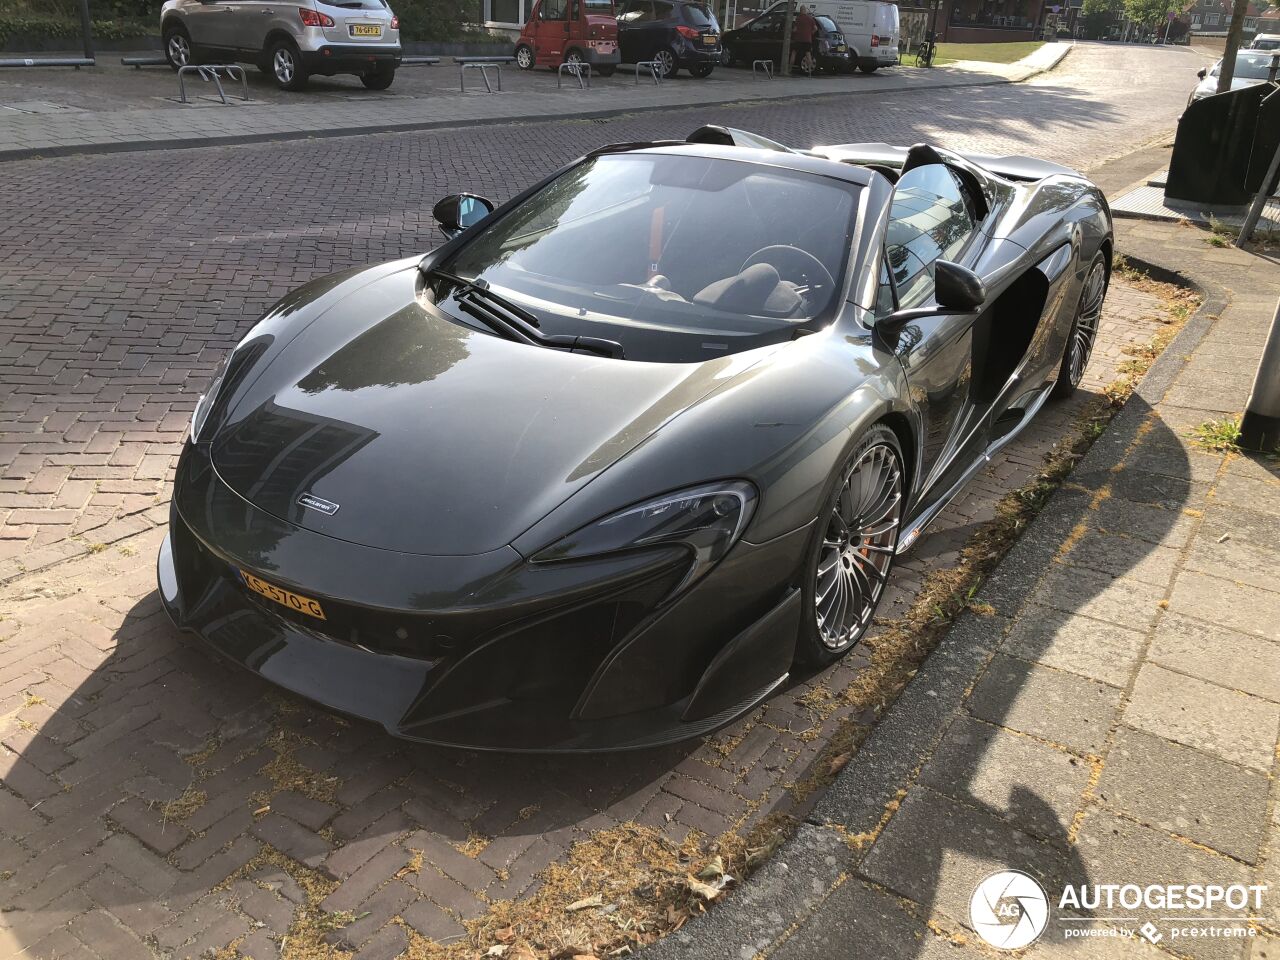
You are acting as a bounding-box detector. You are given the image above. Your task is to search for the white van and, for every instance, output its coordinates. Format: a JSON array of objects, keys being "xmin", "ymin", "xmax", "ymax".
[{"xmin": 798, "ymin": 0, "xmax": 899, "ymax": 71}]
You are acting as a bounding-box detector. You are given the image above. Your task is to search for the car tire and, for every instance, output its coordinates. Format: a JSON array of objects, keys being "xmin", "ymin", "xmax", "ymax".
[
  {"xmin": 361, "ymin": 66, "xmax": 396, "ymax": 89},
  {"xmin": 163, "ymin": 22, "xmax": 194, "ymax": 70},
  {"xmin": 720, "ymin": 43, "xmax": 734, "ymax": 66},
  {"xmin": 691, "ymin": 63, "xmax": 714, "ymax": 77},
  {"xmin": 794, "ymin": 424, "xmax": 904, "ymax": 668},
  {"xmin": 268, "ymin": 38, "xmax": 309, "ymax": 90},
  {"xmin": 515, "ymin": 44, "xmax": 535, "ymax": 69},
  {"xmin": 1052, "ymin": 252, "xmax": 1109, "ymax": 400},
  {"xmin": 859, "ymin": 63, "xmax": 878, "ymax": 73},
  {"xmin": 654, "ymin": 47, "xmax": 678, "ymax": 77}
]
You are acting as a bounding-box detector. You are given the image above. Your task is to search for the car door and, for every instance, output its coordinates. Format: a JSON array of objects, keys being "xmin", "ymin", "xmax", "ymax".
[
  {"xmin": 229, "ymin": 0, "xmax": 276, "ymax": 54},
  {"xmin": 534, "ymin": 0, "xmax": 571, "ymax": 64},
  {"xmin": 650, "ymin": 0, "xmax": 677, "ymax": 58},
  {"xmin": 878, "ymin": 162, "xmax": 987, "ymax": 508},
  {"xmin": 617, "ymin": 0, "xmax": 652, "ymax": 62},
  {"xmin": 189, "ymin": 0, "xmax": 238, "ymax": 49}
]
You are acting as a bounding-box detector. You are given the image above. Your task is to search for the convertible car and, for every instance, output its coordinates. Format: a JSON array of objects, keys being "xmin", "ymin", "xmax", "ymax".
[{"xmin": 159, "ymin": 126, "xmax": 1112, "ymax": 751}]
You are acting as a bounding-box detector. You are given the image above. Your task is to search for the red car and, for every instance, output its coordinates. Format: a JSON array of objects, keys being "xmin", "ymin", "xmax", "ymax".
[{"xmin": 515, "ymin": 0, "xmax": 621, "ymax": 75}]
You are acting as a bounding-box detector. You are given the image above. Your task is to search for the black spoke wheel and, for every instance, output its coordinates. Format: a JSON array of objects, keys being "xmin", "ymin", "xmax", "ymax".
[
  {"xmin": 796, "ymin": 425, "xmax": 904, "ymax": 667},
  {"xmin": 1052, "ymin": 253, "xmax": 1108, "ymax": 399}
]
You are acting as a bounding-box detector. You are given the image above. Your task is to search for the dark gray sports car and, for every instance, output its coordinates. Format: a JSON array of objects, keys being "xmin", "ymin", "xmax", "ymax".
[{"xmin": 159, "ymin": 126, "xmax": 1112, "ymax": 751}]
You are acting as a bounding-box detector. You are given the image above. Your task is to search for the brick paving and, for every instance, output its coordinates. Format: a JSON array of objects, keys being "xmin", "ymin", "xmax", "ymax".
[{"xmin": 0, "ymin": 41, "xmax": 1198, "ymax": 960}]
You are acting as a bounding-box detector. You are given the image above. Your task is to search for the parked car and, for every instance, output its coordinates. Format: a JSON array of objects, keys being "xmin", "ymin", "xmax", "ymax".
[
  {"xmin": 808, "ymin": 0, "xmax": 899, "ymax": 71},
  {"xmin": 1249, "ymin": 32, "xmax": 1280, "ymax": 49},
  {"xmin": 1188, "ymin": 49, "xmax": 1276, "ymax": 105},
  {"xmin": 160, "ymin": 0, "xmax": 401, "ymax": 91},
  {"xmin": 617, "ymin": 0, "xmax": 721, "ymax": 78},
  {"xmin": 514, "ymin": 0, "xmax": 620, "ymax": 75},
  {"xmin": 160, "ymin": 124, "xmax": 1112, "ymax": 751},
  {"xmin": 722, "ymin": 6, "xmax": 849, "ymax": 72}
]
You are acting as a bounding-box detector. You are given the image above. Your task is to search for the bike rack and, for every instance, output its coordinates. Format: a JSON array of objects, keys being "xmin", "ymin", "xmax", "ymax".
[
  {"xmin": 557, "ymin": 61, "xmax": 591, "ymax": 89},
  {"xmin": 634, "ymin": 60, "xmax": 663, "ymax": 84},
  {"xmin": 121, "ymin": 55, "xmax": 167, "ymax": 69},
  {"xmin": 177, "ymin": 64, "xmax": 249, "ymax": 104},
  {"xmin": 752, "ymin": 58, "xmax": 773, "ymax": 80},
  {"xmin": 460, "ymin": 61, "xmax": 502, "ymax": 93}
]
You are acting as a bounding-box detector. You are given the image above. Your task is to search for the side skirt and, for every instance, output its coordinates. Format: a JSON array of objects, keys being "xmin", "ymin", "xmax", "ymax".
[{"xmin": 895, "ymin": 383, "xmax": 1055, "ymax": 555}]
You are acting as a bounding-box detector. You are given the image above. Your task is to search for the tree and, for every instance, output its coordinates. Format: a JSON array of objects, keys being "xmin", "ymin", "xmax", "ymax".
[
  {"xmin": 1218, "ymin": 0, "xmax": 1252, "ymax": 90},
  {"xmin": 1123, "ymin": 0, "xmax": 1170, "ymax": 26},
  {"xmin": 1081, "ymin": 0, "xmax": 1122, "ymax": 16}
]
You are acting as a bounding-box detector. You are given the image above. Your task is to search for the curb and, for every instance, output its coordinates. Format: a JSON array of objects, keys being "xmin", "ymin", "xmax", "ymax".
[
  {"xmin": 0, "ymin": 48, "xmax": 1070, "ymax": 164},
  {"xmin": 640, "ymin": 225, "xmax": 1223, "ymax": 960}
]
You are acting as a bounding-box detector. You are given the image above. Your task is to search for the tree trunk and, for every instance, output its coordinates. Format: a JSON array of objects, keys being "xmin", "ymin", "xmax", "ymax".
[{"xmin": 1217, "ymin": 0, "xmax": 1250, "ymax": 92}]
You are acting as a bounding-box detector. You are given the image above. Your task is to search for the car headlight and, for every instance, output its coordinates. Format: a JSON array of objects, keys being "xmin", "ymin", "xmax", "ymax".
[
  {"xmin": 190, "ymin": 351, "xmax": 232, "ymax": 443},
  {"xmin": 533, "ymin": 481, "xmax": 757, "ymax": 588}
]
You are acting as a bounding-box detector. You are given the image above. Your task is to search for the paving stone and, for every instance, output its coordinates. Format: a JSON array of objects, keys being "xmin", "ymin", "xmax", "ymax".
[
  {"xmin": 1123, "ymin": 663, "xmax": 1280, "ymax": 771},
  {"xmin": 859, "ymin": 789, "xmax": 1074, "ymax": 934},
  {"xmin": 919, "ymin": 715, "xmax": 1091, "ymax": 844},
  {"xmin": 1055, "ymin": 534, "xmax": 1181, "ymax": 588},
  {"xmin": 967, "ymin": 654, "xmax": 1123, "ymax": 756},
  {"xmin": 1096, "ymin": 727, "xmax": 1269, "ymax": 863},
  {"xmin": 1000, "ymin": 604, "xmax": 1147, "ymax": 688},
  {"xmin": 1167, "ymin": 571, "xmax": 1280, "ymax": 642},
  {"xmin": 773, "ymin": 876, "xmax": 984, "ymax": 960},
  {"xmin": 1149, "ymin": 613, "xmax": 1280, "ymax": 701},
  {"xmin": 1074, "ymin": 811, "xmax": 1254, "ymax": 960},
  {"xmin": 1023, "ymin": 566, "xmax": 1166, "ymax": 632}
]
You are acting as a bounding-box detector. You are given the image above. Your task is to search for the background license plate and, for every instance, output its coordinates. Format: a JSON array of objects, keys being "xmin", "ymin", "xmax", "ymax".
[
  {"xmin": 351, "ymin": 24, "xmax": 382, "ymax": 36},
  {"xmin": 241, "ymin": 570, "xmax": 326, "ymax": 620}
]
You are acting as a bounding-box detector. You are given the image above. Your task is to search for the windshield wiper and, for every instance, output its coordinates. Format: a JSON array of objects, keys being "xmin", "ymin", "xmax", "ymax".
[{"xmin": 425, "ymin": 269, "xmax": 625, "ymax": 360}]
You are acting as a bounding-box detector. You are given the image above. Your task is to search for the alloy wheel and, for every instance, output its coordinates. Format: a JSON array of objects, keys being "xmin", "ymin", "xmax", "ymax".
[
  {"xmin": 566, "ymin": 49, "xmax": 584, "ymax": 64},
  {"xmin": 655, "ymin": 49, "xmax": 676, "ymax": 76},
  {"xmin": 274, "ymin": 47, "xmax": 296, "ymax": 85},
  {"xmin": 1068, "ymin": 259, "xmax": 1107, "ymax": 387},
  {"xmin": 814, "ymin": 442, "xmax": 903, "ymax": 650},
  {"xmin": 167, "ymin": 34, "xmax": 190, "ymax": 67},
  {"xmin": 515, "ymin": 45, "xmax": 534, "ymax": 69}
]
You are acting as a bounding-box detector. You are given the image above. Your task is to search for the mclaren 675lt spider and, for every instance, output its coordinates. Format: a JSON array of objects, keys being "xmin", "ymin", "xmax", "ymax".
[{"xmin": 159, "ymin": 125, "xmax": 1113, "ymax": 751}]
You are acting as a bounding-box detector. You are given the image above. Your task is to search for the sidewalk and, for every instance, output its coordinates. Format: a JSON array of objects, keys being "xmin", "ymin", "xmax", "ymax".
[
  {"xmin": 646, "ymin": 220, "xmax": 1280, "ymax": 959},
  {"xmin": 0, "ymin": 43, "xmax": 1070, "ymax": 161}
]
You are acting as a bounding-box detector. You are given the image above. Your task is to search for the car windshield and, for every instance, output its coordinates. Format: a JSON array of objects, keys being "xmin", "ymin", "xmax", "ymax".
[
  {"xmin": 1211, "ymin": 51, "xmax": 1276, "ymax": 79},
  {"xmin": 815, "ymin": 15, "xmax": 838, "ymax": 31},
  {"xmin": 1253, "ymin": 37, "xmax": 1280, "ymax": 49},
  {"xmin": 437, "ymin": 153, "xmax": 859, "ymax": 362},
  {"xmin": 683, "ymin": 2, "xmax": 719, "ymax": 26}
]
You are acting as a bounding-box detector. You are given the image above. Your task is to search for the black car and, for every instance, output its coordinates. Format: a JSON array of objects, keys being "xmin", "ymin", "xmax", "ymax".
[
  {"xmin": 617, "ymin": 0, "xmax": 721, "ymax": 77},
  {"xmin": 160, "ymin": 125, "xmax": 1112, "ymax": 753},
  {"xmin": 722, "ymin": 8, "xmax": 850, "ymax": 73}
]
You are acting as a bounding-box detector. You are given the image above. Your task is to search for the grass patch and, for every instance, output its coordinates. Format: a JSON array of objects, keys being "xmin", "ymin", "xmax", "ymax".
[
  {"xmin": 925, "ymin": 40, "xmax": 1044, "ymax": 65},
  {"xmin": 1191, "ymin": 418, "xmax": 1242, "ymax": 452}
]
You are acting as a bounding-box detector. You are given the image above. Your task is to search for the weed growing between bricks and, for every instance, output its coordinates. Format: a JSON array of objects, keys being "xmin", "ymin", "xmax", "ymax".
[{"xmin": 223, "ymin": 270, "xmax": 1192, "ymax": 960}]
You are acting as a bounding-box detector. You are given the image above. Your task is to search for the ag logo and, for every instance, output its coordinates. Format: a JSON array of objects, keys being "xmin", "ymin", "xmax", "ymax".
[{"xmin": 969, "ymin": 870, "xmax": 1050, "ymax": 950}]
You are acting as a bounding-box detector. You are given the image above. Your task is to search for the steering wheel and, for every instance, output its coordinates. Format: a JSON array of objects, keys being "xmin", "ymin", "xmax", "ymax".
[{"xmin": 740, "ymin": 245, "xmax": 836, "ymax": 293}]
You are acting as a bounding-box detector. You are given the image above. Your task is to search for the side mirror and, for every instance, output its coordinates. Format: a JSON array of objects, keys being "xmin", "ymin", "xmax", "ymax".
[
  {"xmin": 1197, "ymin": 68, "xmax": 1206, "ymax": 79},
  {"xmin": 432, "ymin": 193, "xmax": 495, "ymax": 238},
  {"xmin": 880, "ymin": 260, "xmax": 985, "ymax": 332},
  {"xmin": 934, "ymin": 259, "xmax": 986, "ymax": 311}
]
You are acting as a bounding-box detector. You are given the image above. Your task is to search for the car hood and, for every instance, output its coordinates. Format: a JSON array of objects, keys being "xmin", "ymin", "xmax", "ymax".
[
  {"xmin": 210, "ymin": 264, "xmax": 755, "ymax": 556},
  {"xmin": 1193, "ymin": 76, "xmax": 1263, "ymax": 99}
]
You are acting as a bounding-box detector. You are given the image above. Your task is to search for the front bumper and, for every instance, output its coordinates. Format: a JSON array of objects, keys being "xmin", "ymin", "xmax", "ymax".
[
  {"xmin": 161, "ymin": 441, "xmax": 806, "ymax": 752},
  {"xmin": 301, "ymin": 44, "xmax": 402, "ymax": 75}
]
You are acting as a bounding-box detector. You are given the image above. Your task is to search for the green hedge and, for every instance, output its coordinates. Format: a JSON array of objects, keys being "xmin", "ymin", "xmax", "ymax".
[{"xmin": 0, "ymin": 14, "xmax": 152, "ymax": 46}]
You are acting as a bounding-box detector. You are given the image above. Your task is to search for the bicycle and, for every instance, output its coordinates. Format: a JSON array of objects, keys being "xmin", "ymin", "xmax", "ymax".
[{"xmin": 914, "ymin": 38, "xmax": 935, "ymax": 68}]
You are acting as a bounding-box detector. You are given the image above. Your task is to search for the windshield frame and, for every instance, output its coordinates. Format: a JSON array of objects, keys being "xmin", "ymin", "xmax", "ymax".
[{"xmin": 431, "ymin": 149, "xmax": 872, "ymax": 352}]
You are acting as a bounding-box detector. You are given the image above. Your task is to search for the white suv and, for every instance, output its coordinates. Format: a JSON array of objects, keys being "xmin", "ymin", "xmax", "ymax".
[{"xmin": 161, "ymin": 0, "xmax": 402, "ymax": 91}]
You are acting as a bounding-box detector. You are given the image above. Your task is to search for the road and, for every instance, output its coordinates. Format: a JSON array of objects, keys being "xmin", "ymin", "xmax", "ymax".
[{"xmin": 0, "ymin": 40, "xmax": 1204, "ymax": 960}]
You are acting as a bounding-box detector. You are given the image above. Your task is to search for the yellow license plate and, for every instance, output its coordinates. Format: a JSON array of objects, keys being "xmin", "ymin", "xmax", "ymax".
[
  {"xmin": 351, "ymin": 23, "xmax": 382, "ymax": 36},
  {"xmin": 241, "ymin": 570, "xmax": 327, "ymax": 620},
  {"xmin": 703, "ymin": 34, "xmax": 717, "ymax": 44}
]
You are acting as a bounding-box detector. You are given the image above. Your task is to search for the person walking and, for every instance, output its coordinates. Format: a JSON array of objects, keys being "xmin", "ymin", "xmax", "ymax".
[{"xmin": 791, "ymin": 4, "xmax": 817, "ymax": 74}]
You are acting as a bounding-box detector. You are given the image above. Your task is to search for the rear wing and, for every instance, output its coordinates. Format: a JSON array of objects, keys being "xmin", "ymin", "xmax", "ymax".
[{"xmin": 811, "ymin": 142, "xmax": 1083, "ymax": 182}]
